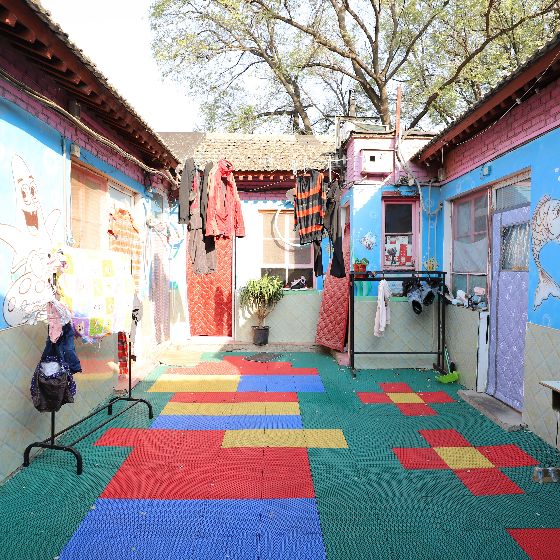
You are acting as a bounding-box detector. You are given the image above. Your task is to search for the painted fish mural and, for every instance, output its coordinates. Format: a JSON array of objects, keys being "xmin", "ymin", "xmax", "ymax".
[{"xmin": 532, "ymin": 195, "xmax": 560, "ymax": 309}]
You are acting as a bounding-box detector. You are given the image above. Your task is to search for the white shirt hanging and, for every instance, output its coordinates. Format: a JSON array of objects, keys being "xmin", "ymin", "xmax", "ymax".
[{"xmin": 374, "ymin": 279, "xmax": 391, "ymax": 337}]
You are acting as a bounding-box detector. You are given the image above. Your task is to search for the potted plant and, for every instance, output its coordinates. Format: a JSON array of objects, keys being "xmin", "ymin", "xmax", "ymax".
[
  {"xmin": 239, "ymin": 274, "xmax": 285, "ymax": 345},
  {"xmin": 353, "ymin": 257, "xmax": 369, "ymax": 278}
]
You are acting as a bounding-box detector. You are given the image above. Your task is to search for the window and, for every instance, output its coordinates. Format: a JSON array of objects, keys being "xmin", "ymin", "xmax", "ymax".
[
  {"xmin": 452, "ymin": 190, "xmax": 488, "ymax": 294},
  {"xmin": 109, "ymin": 183, "xmax": 133, "ymax": 212},
  {"xmin": 71, "ymin": 164, "xmax": 108, "ymax": 249},
  {"xmin": 501, "ymin": 223, "xmax": 529, "ymax": 271},
  {"xmin": 261, "ymin": 210, "xmax": 314, "ymax": 288},
  {"xmin": 383, "ymin": 199, "xmax": 418, "ymax": 269}
]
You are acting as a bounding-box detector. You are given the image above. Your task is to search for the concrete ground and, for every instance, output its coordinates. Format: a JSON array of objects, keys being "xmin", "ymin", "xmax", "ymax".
[{"xmin": 1, "ymin": 352, "xmax": 559, "ymax": 559}]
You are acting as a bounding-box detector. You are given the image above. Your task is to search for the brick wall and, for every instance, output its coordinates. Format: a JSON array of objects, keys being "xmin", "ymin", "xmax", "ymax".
[
  {"xmin": 0, "ymin": 40, "xmax": 152, "ymax": 187},
  {"xmin": 444, "ymin": 77, "xmax": 560, "ymax": 182}
]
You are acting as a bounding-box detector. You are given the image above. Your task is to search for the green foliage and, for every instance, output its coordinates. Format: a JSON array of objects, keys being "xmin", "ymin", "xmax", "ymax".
[
  {"xmin": 239, "ymin": 274, "xmax": 285, "ymax": 327},
  {"xmin": 149, "ymin": 0, "xmax": 560, "ymax": 132}
]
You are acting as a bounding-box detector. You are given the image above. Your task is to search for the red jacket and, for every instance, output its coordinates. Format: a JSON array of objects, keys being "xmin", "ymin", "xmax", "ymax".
[{"xmin": 205, "ymin": 159, "xmax": 245, "ymax": 238}]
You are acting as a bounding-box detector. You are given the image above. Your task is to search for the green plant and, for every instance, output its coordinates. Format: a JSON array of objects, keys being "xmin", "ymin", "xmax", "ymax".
[{"xmin": 239, "ymin": 274, "xmax": 284, "ymax": 328}]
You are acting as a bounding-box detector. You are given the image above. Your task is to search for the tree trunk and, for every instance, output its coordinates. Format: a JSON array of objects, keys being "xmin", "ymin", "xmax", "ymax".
[{"xmin": 378, "ymin": 84, "xmax": 392, "ymax": 127}]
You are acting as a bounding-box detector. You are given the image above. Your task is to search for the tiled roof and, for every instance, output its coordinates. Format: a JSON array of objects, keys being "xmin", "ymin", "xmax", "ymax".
[{"xmin": 159, "ymin": 132, "xmax": 336, "ymax": 171}]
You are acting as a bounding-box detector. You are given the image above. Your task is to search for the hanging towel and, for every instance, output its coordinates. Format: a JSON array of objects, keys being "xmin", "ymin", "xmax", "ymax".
[
  {"xmin": 117, "ymin": 331, "xmax": 129, "ymax": 375},
  {"xmin": 374, "ymin": 279, "xmax": 392, "ymax": 337},
  {"xmin": 178, "ymin": 158, "xmax": 196, "ymax": 224}
]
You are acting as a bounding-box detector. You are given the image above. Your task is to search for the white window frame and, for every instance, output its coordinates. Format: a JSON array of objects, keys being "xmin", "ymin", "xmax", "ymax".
[{"xmin": 260, "ymin": 209, "xmax": 315, "ymax": 287}]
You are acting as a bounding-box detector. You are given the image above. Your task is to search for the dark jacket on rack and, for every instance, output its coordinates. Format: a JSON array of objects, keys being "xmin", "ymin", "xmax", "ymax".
[
  {"xmin": 323, "ymin": 180, "xmax": 345, "ymax": 278},
  {"xmin": 178, "ymin": 158, "xmax": 196, "ymax": 225},
  {"xmin": 188, "ymin": 164, "xmax": 216, "ymax": 274}
]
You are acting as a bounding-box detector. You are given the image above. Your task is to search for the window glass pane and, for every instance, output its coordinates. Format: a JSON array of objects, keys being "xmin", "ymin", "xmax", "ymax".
[
  {"xmin": 287, "ymin": 268, "xmax": 313, "ymax": 288},
  {"xmin": 262, "ymin": 213, "xmax": 275, "ymax": 237},
  {"xmin": 288, "ymin": 245, "xmax": 312, "ymax": 265},
  {"xmin": 501, "ymin": 223, "xmax": 529, "ymax": 271},
  {"xmin": 495, "ymin": 182, "xmax": 531, "ymax": 211},
  {"xmin": 262, "ymin": 239, "xmax": 285, "ymax": 264},
  {"xmin": 452, "ymin": 273, "xmax": 468, "ymax": 294},
  {"xmin": 455, "ymin": 200, "xmax": 472, "ymax": 238},
  {"xmin": 453, "ymin": 194, "xmax": 488, "ymax": 274},
  {"xmin": 385, "ymin": 204, "xmax": 412, "ymax": 233},
  {"xmin": 474, "ymin": 194, "xmax": 488, "ymax": 233},
  {"xmin": 469, "ymin": 275, "xmax": 487, "ymax": 293},
  {"xmin": 261, "ymin": 268, "xmax": 287, "ymax": 285}
]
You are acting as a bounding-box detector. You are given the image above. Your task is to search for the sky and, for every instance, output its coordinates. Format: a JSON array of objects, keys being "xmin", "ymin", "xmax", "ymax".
[{"xmin": 40, "ymin": 0, "xmax": 198, "ymax": 133}]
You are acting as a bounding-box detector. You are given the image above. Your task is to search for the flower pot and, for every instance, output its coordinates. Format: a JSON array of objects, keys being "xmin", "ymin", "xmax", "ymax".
[
  {"xmin": 353, "ymin": 263, "xmax": 367, "ymax": 279},
  {"xmin": 252, "ymin": 325, "xmax": 270, "ymax": 346}
]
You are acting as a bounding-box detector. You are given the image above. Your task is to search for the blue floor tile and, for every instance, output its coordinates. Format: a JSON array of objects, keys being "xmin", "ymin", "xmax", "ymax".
[{"xmin": 150, "ymin": 415, "xmax": 303, "ymax": 430}]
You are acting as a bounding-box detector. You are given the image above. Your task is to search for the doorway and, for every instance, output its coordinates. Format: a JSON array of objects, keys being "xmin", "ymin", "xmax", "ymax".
[{"xmin": 487, "ymin": 181, "xmax": 531, "ymax": 411}]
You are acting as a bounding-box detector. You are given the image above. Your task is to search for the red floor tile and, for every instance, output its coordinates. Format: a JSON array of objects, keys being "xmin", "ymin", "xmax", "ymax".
[
  {"xmin": 476, "ymin": 445, "xmax": 539, "ymax": 468},
  {"xmin": 357, "ymin": 392, "xmax": 392, "ymax": 404},
  {"xmin": 454, "ymin": 468, "xmax": 524, "ymax": 495},
  {"xmin": 416, "ymin": 391, "xmax": 454, "ymax": 403},
  {"xmin": 392, "ymin": 447, "xmax": 449, "ymax": 469},
  {"xmin": 396, "ymin": 403, "xmax": 437, "ymax": 416},
  {"xmin": 379, "ymin": 382, "xmax": 413, "ymax": 393},
  {"xmin": 420, "ymin": 429, "xmax": 472, "ymax": 447},
  {"xmin": 508, "ymin": 528, "xmax": 560, "ymax": 560},
  {"xmin": 223, "ymin": 356, "xmax": 318, "ymax": 375},
  {"xmin": 171, "ymin": 391, "xmax": 298, "ymax": 403}
]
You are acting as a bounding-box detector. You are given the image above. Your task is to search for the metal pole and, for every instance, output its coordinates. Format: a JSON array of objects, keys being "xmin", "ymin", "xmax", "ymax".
[
  {"xmin": 350, "ymin": 273, "xmax": 355, "ymax": 375},
  {"xmin": 50, "ymin": 411, "xmax": 55, "ymax": 446}
]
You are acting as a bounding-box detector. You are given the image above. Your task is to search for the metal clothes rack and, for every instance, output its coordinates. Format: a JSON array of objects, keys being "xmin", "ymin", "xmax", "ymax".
[
  {"xmin": 23, "ymin": 341, "xmax": 153, "ymax": 475},
  {"xmin": 349, "ymin": 270, "xmax": 446, "ymax": 377}
]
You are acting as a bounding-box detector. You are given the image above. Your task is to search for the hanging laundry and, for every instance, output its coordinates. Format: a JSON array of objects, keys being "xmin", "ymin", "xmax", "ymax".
[
  {"xmin": 323, "ymin": 179, "xmax": 345, "ymax": 278},
  {"xmin": 57, "ymin": 248, "xmax": 134, "ymax": 342},
  {"xmin": 205, "ymin": 159, "xmax": 245, "ymax": 238},
  {"xmin": 108, "ymin": 208, "xmax": 142, "ymax": 289},
  {"xmin": 178, "ymin": 158, "xmax": 196, "ymax": 225},
  {"xmin": 117, "ymin": 331, "xmax": 129, "ymax": 375},
  {"xmin": 130, "ymin": 292, "xmax": 143, "ymax": 359},
  {"xmin": 46, "ymin": 299, "xmax": 72, "ymax": 343},
  {"xmin": 294, "ymin": 170, "xmax": 326, "ymax": 277},
  {"xmin": 187, "ymin": 163, "xmax": 216, "ymax": 275},
  {"xmin": 374, "ymin": 279, "xmax": 392, "ymax": 337},
  {"xmin": 31, "ymin": 323, "xmax": 80, "ymax": 413}
]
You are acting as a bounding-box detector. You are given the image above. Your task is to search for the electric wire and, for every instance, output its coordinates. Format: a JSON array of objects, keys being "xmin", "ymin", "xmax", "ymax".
[{"xmin": 0, "ymin": 66, "xmax": 178, "ymax": 188}]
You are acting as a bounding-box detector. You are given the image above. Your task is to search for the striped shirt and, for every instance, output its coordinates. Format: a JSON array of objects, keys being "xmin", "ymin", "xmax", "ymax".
[{"xmin": 294, "ymin": 171, "xmax": 326, "ymax": 244}]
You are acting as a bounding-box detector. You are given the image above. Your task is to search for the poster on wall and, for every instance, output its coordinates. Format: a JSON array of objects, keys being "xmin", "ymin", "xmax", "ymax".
[
  {"xmin": 58, "ymin": 247, "xmax": 134, "ymax": 341},
  {"xmin": 384, "ymin": 235, "xmax": 413, "ymax": 267},
  {"xmin": 0, "ymin": 99, "xmax": 65, "ymax": 330}
]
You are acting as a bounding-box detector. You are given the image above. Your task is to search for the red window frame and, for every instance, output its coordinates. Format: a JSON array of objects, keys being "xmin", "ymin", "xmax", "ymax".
[
  {"xmin": 451, "ymin": 189, "xmax": 489, "ymax": 294},
  {"xmin": 381, "ymin": 197, "xmax": 420, "ymax": 270}
]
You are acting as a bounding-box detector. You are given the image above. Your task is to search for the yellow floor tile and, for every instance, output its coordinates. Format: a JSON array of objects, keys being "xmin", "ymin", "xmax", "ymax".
[
  {"xmin": 305, "ymin": 429, "xmax": 349, "ymax": 448},
  {"xmin": 434, "ymin": 447, "xmax": 494, "ymax": 469},
  {"xmin": 265, "ymin": 402, "xmax": 300, "ymax": 415},
  {"xmin": 148, "ymin": 376, "xmax": 240, "ymax": 393},
  {"xmin": 386, "ymin": 392, "xmax": 424, "ymax": 404},
  {"xmin": 221, "ymin": 429, "xmax": 347, "ymax": 448},
  {"xmin": 221, "ymin": 429, "xmax": 267, "ymax": 447}
]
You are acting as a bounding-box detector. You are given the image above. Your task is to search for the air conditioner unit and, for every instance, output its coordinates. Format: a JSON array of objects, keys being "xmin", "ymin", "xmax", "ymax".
[{"xmin": 360, "ymin": 149, "xmax": 393, "ymax": 175}]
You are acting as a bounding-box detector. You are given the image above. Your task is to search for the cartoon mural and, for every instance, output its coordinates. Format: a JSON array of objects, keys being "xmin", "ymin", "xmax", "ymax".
[
  {"xmin": 0, "ymin": 98, "xmax": 65, "ymax": 329},
  {"xmin": 531, "ymin": 195, "xmax": 560, "ymax": 309}
]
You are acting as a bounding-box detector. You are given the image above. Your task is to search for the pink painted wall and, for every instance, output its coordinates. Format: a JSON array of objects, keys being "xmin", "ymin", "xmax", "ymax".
[
  {"xmin": 443, "ymin": 78, "xmax": 560, "ymax": 182},
  {"xmin": 0, "ymin": 42, "xmax": 164, "ymax": 187},
  {"xmin": 345, "ymin": 135, "xmax": 433, "ymax": 184}
]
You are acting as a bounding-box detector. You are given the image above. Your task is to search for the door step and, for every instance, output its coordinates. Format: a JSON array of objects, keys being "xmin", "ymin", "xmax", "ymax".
[{"xmin": 458, "ymin": 390, "xmax": 525, "ymax": 432}]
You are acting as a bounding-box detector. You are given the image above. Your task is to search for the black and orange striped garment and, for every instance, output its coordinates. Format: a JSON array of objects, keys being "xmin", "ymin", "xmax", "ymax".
[
  {"xmin": 294, "ymin": 170, "xmax": 326, "ymax": 244},
  {"xmin": 294, "ymin": 170, "xmax": 326, "ymax": 277}
]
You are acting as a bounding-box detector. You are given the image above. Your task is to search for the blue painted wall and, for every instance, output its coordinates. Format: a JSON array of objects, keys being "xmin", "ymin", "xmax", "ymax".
[
  {"xmin": 343, "ymin": 182, "xmax": 441, "ymax": 296},
  {"xmin": 0, "ymin": 97, "xmax": 66, "ymax": 329},
  {"xmin": 440, "ymin": 126, "xmax": 560, "ymax": 329}
]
